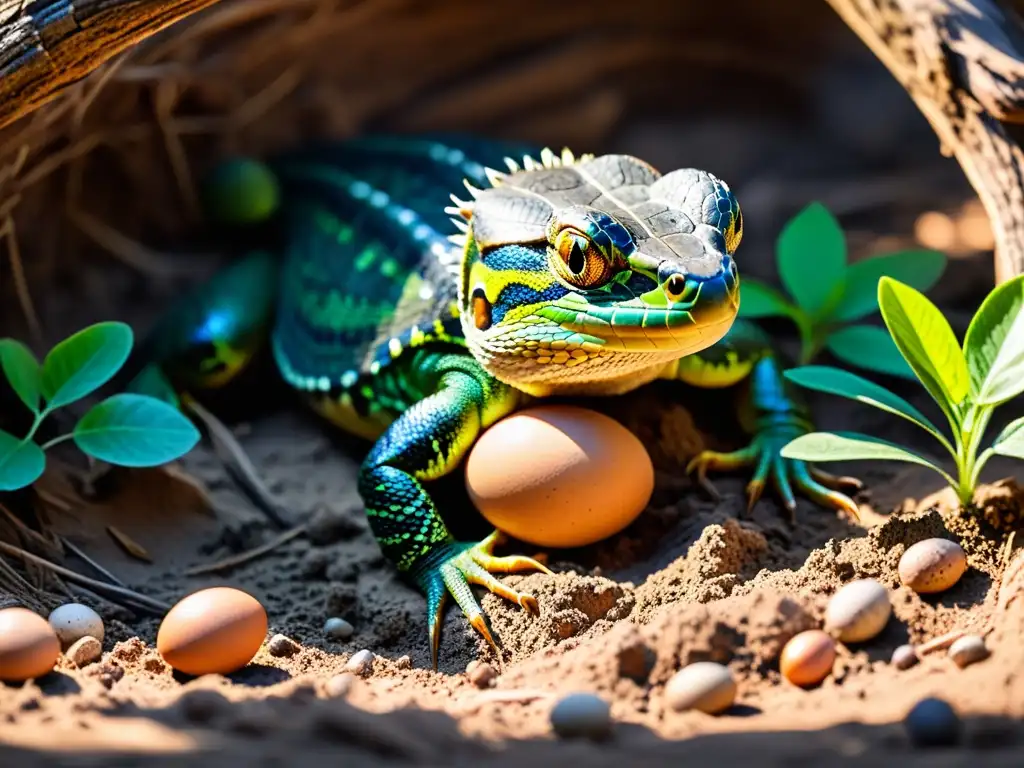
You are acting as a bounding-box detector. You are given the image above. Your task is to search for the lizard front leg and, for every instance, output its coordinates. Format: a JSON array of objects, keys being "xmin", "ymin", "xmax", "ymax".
[
  {"xmin": 358, "ymin": 355, "xmax": 550, "ymax": 668},
  {"xmin": 664, "ymin": 320, "xmax": 862, "ymax": 521}
]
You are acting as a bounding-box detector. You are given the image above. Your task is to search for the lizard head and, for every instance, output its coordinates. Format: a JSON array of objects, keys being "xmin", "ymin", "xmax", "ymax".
[{"xmin": 448, "ymin": 149, "xmax": 742, "ymax": 395}]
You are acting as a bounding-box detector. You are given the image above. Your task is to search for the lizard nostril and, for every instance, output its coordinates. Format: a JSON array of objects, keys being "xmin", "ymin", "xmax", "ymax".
[{"xmin": 665, "ymin": 274, "xmax": 687, "ymax": 300}]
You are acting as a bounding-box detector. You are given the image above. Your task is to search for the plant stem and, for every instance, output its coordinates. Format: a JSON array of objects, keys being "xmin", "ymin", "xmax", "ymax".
[
  {"xmin": 40, "ymin": 433, "xmax": 74, "ymax": 451},
  {"xmin": 954, "ymin": 404, "xmax": 994, "ymax": 506}
]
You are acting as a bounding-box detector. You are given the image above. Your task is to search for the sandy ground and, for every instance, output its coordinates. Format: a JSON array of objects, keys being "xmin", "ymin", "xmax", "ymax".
[{"xmin": 2, "ymin": 364, "xmax": 1024, "ymax": 766}]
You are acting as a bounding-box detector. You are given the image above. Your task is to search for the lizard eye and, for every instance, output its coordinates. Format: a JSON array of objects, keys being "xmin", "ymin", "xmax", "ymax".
[{"xmin": 550, "ymin": 228, "xmax": 614, "ymax": 289}]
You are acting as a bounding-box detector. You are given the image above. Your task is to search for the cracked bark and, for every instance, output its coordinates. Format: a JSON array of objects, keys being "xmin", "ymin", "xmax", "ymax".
[{"xmin": 825, "ymin": 0, "xmax": 1024, "ymax": 282}]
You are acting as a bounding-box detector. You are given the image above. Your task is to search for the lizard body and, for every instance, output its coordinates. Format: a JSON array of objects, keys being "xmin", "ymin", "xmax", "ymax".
[{"xmin": 137, "ymin": 134, "xmax": 858, "ymax": 667}]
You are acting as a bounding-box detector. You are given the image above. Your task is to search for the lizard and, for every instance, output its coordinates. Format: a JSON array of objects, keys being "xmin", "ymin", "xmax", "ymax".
[{"xmin": 132, "ymin": 133, "xmax": 861, "ymax": 668}]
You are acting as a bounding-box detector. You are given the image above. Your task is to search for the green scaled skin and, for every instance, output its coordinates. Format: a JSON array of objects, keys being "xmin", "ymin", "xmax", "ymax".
[{"xmin": 142, "ymin": 134, "xmax": 861, "ymax": 668}]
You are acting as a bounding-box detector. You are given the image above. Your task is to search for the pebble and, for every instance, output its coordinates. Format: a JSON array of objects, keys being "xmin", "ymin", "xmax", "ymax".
[
  {"xmin": 904, "ymin": 697, "xmax": 962, "ymax": 747},
  {"xmin": 48, "ymin": 604, "xmax": 104, "ymax": 650},
  {"xmin": 899, "ymin": 539, "xmax": 968, "ymax": 593},
  {"xmin": 324, "ymin": 617, "xmax": 354, "ymax": 641},
  {"xmin": 664, "ymin": 661, "xmax": 737, "ymax": 714},
  {"xmin": 549, "ymin": 692, "xmax": 612, "ymax": 739},
  {"xmin": 345, "ymin": 649, "xmax": 374, "ymax": 676},
  {"xmin": 948, "ymin": 635, "xmax": 989, "ymax": 668},
  {"xmin": 466, "ymin": 660, "xmax": 497, "ymax": 688},
  {"xmin": 824, "ymin": 579, "xmax": 892, "ymax": 643},
  {"xmin": 66, "ymin": 636, "xmax": 102, "ymax": 667},
  {"xmin": 324, "ymin": 672, "xmax": 356, "ymax": 697},
  {"xmin": 779, "ymin": 630, "xmax": 836, "ymax": 687},
  {"xmin": 395, "ymin": 655, "xmax": 412, "ymax": 670},
  {"xmin": 891, "ymin": 644, "xmax": 920, "ymax": 670},
  {"xmin": 267, "ymin": 634, "xmax": 301, "ymax": 658}
]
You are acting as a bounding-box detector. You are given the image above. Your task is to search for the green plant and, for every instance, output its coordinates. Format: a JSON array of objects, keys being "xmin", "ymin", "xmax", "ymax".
[
  {"xmin": 740, "ymin": 202, "xmax": 947, "ymax": 377},
  {"xmin": 781, "ymin": 274, "xmax": 1024, "ymax": 507},
  {"xmin": 0, "ymin": 322, "xmax": 200, "ymax": 492}
]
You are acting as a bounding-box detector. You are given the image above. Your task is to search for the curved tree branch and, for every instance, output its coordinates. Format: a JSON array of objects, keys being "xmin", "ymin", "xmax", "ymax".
[
  {"xmin": 0, "ymin": 0, "xmax": 221, "ymax": 129},
  {"xmin": 825, "ymin": 0, "xmax": 1024, "ymax": 283}
]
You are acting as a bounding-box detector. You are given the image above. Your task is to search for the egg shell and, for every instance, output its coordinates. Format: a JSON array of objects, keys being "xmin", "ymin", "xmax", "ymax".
[
  {"xmin": 780, "ymin": 630, "xmax": 836, "ymax": 687},
  {"xmin": 48, "ymin": 603, "xmax": 105, "ymax": 649},
  {"xmin": 0, "ymin": 607, "xmax": 61, "ymax": 682},
  {"xmin": 664, "ymin": 661, "xmax": 737, "ymax": 714},
  {"xmin": 549, "ymin": 692, "xmax": 612, "ymax": 738},
  {"xmin": 157, "ymin": 587, "xmax": 267, "ymax": 676},
  {"xmin": 898, "ymin": 538, "xmax": 967, "ymax": 594},
  {"xmin": 824, "ymin": 578, "xmax": 892, "ymax": 643},
  {"xmin": 465, "ymin": 405, "xmax": 654, "ymax": 548}
]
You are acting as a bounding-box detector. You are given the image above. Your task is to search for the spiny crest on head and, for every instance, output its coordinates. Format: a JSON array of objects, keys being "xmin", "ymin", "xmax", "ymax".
[{"xmin": 442, "ymin": 146, "xmax": 595, "ymax": 263}]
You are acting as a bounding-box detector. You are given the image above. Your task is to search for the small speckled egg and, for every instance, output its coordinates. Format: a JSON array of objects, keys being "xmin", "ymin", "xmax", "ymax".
[
  {"xmin": 48, "ymin": 603, "xmax": 104, "ymax": 650},
  {"xmin": 780, "ymin": 630, "xmax": 836, "ymax": 687},
  {"xmin": 157, "ymin": 587, "xmax": 267, "ymax": 676},
  {"xmin": 898, "ymin": 539, "xmax": 967, "ymax": 594},
  {"xmin": 824, "ymin": 578, "xmax": 892, "ymax": 643},
  {"xmin": 0, "ymin": 607, "xmax": 61, "ymax": 682},
  {"xmin": 465, "ymin": 405, "xmax": 654, "ymax": 548}
]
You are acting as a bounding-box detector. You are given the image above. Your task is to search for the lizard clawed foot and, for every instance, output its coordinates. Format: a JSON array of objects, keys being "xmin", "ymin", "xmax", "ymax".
[
  {"xmin": 687, "ymin": 432, "xmax": 861, "ymax": 523},
  {"xmin": 419, "ymin": 530, "xmax": 551, "ymax": 670}
]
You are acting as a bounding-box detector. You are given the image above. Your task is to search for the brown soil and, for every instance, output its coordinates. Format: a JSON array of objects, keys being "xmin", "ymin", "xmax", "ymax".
[{"xmin": 2, "ymin": 380, "xmax": 1024, "ymax": 766}]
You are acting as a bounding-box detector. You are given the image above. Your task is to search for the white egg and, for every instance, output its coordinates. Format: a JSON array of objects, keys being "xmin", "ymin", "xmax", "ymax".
[{"xmin": 48, "ymin": 603, "xmax": 104, "ymax": 650}]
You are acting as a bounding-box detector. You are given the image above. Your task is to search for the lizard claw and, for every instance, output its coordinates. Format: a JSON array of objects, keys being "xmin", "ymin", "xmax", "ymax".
[
  {"xmin": 418, "ymin": 531, "xmax": 551, "ymax": 670},
  {"xmin": 687, "ymin": 430, "xmax": 861, "ymax": 522}
]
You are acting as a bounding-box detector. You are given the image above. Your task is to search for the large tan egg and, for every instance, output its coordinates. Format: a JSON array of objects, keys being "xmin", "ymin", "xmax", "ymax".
[
  {"xmin": 465, "ymin": 405, "xmax": 654, "ymax": 548},
  {"xmin": 0, "ymin": 607, "xmax": 61, "ymax": 682},
  {"xmin": 157, "ymin": 587, "xmax": 267, "ymax": 676}
]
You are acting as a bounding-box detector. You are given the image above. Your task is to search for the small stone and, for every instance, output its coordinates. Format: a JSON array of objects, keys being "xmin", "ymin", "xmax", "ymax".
[
  {"xmin": 66, "ymin": 636, "xmax": 102, "ymax": 668},
  {"xmin": 665, "ymin": 661, "xmax": 737, "ymax": 714},
  {"xmin": 780, "ymin": 630, "xmax": 836, "ymax": 687},
  {"xmin": 466, "ymin": 660, "xmax": 497, "ymax": 688},
  {"xmin": 948, "ymin": 635, "xmax": 989, "ymax": 668},
  {"xmin": 395, "ymin": 655, "xmax": 412, "ymax": 670},
  {"xmin": 267, "ymin": 634, "xmax": 301, "ymax": 658},
  {"xmin": 345, "ymin": 649, "xmax": 374, "ymax": 676},
  {"xmin": 324, "ymin": 617, "xmax": 354, "ymax": 641},
  {"xmin": 904, "ymin": 697, "xmax": 963, "ymax": 747},
  {"xmin": 824, "ymin": 579, "xmax": 892, "ymax": 643},
  {"xmin": 324, "ymin": 672, "xmax": 356, "ymax": 698},
  {"xmin": 899, "ymin": 539, "xmax": 968, "ymax": 594},
  {"xmin": 550, "ymin": 692, "xmax": 612, "ymax": 739},
  {"xmin": 891, "ymin": 644, "xmax": 920, "ymax": 670}
]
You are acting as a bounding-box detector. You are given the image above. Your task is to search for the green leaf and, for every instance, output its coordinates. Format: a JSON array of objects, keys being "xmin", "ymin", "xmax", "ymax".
[
  {"xmin": 991, "ymin": 416, "xmax": 1024, "ymax": 460},
  {"xmin": 784, "ymin": 364, "xmax": 944, "ymax": 440},
  {"xmin": 0, "ymin": 430, "xmax": 45, "ymax": 491},
  {"xmin": 0, "ymin": 339, "xmax": 41, "ymax": 413},
  {"xmin": 825, "ymin": 324, "xmax": 916, "ymax": 380},
  {"xmin": 127, "ymin": 365, "xmax": 180, "ymax": 410},
  {"xmin": 963, "ymin": 274, "xmax": 1024, "ymax": 406},
  {"xmin": 777, "ymin": 202, "xmax": 847, "ymax": 318},
  {"xmin": 878, "ymin": 277, "xmax": 970, "ymax": 415},
  {"xmin": 781, "ymin": 431, "xmax": 948, "ymax": 477},
  {"xmin": 738, "ymin": 279, "xmax": 795, "ymax": 319},
  {"xmin": 73, "ymin": 394, "xmax": 200, "ymax": 467},
  {"xmin": 40, "ymin": 322, "xmax": 134, "ymax": 409},
  {"xmin": 833, "ymin": 250, "xmax": 947, "ymax": 322}
]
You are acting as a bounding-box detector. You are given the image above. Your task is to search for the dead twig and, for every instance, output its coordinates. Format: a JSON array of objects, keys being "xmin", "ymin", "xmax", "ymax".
[
  {"xmin": 60, "ymin": 536, "xmax": 128, "ymax": 588},
  {"xmin": 182, "ymin": 395, "xmax": 292, "ymax": 529},
  {"xmin": 0, "ymin": 540, "xmax": 170, "ymax": 614},
  {"xmin": 185, "ymin": 522, "xmax": 308, "ymax": 575}
]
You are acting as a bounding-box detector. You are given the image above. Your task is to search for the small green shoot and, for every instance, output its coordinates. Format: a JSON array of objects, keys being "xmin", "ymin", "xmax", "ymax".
[
  {"xmin": 0, "ymin": 322, "xmax": 199, "ymax": 492},
  {"xmin": 739, "ymin": 202, "xmax": 947, "ymax": 377},
  {"xmin": 781, "ymin": 275, "xmax": 1024, "ymax": 507}
]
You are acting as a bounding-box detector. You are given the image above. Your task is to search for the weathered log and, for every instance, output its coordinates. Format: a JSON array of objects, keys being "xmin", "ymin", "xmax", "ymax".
[
  {"xmin": 0, "ymin": 0, "xmax": 221, "ymax": 129},
  {"xmin": 824, "ymin": 0, "xmax": 1024, "ymax": 282}
]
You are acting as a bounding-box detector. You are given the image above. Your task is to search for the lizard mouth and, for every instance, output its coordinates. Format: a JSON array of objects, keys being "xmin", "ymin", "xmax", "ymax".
[{"xmin": 536, "ymin": 259, "xmax": 740, "ymax": 355}]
